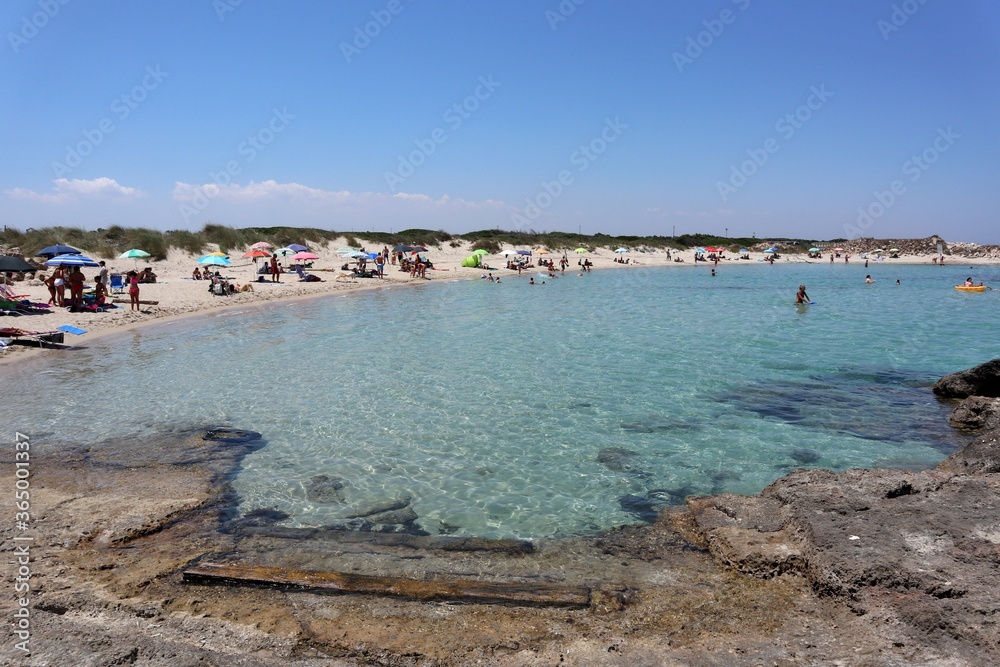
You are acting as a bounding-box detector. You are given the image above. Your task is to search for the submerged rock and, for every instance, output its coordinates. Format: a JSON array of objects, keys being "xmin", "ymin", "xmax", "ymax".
[
  {"xmin": 306, "ymin": 474, "xmax": 346, "ymax": 503},
  {"xmin": 366, "ymin": 506, "xmax": 418, "ymax": 525},
  {"xmin": 597, "ymin": 447, "xmax": 640, "ymax": 472},
  {"xmin": 933, "ymin": 358, "xmax": 1000, "ymax": 398},
  {"xmin": 342, "ymin": 495, "xmax": 412, "ymax": 519},
  {"xmin": 202, "ymin": 427, "xmax": 263, "ymax": 444},
  {"xmin": 240, "ymin": 508, "xmax": 290, "ymax": 524},
  {"xmin": 789, "ymin": 447, "xmax": 822, "ymax": 465}
]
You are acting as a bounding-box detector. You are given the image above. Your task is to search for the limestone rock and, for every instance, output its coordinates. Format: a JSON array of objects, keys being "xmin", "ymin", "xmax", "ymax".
[
  {"xmin": 933, "ymin": 358, "xmax": 1000, "ymax": 398},
  {"xmin": 949, "ymin": 396, "xmax": 1000, "ymax": 430}
]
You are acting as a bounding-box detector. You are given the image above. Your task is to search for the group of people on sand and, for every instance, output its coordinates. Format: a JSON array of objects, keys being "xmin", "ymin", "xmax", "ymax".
[{"xmin": 43, "ymin": 261, "xmax": 115, "ymax": 311}]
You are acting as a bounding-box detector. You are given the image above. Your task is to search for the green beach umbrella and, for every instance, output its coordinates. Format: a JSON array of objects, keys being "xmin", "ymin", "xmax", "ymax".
[
  {"xmin": 808, "ymin": 247, "xmax": 820, "ymax": 253},
  {"xmin": 119, "ymin": 248, "xmax": 151, "ymax": 270},
  {"xmin": 471, "ymin": 249, "xmax": 489, "ymax": 256},
  {"xmin": 574, "ymin": 247, "xmax": 588, "ymax": 253}
]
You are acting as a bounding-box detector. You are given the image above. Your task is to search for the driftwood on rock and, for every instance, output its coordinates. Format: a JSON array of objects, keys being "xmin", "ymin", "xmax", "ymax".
[{"xmin": 183, "ymin": 562, "xmax": 595, "ymax": 609}]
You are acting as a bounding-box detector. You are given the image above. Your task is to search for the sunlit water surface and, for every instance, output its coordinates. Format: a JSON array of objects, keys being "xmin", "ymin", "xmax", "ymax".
[{"xmin": 5, "ymin": 262, "xmax": 998, "ymax": 539}]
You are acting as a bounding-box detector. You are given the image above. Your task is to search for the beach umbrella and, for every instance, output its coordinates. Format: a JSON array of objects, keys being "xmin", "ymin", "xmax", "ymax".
[
  {"xmin": 119, "ymin": 248, "xmax": 151, "ymax": 270},
  {"xmin": 0, "ymin": 256, "xmax": 37, "ymax": 273},
  {"xmin": 763, "ymin": 249, "xmax": 775, "ymax": 254},
  {"xmin": 274, "ymin": 247, "xmax": 297, "ymax": 257},
  {"xmin": 411, "ymin": 245, "xmax": 428, "ymax": 252},
  {"xmin": 471, "ymin": 249, "xmax": 490, "ymax": 256},
  {"xmin": 250, "ymin": 241, "xmax": 273, "ymax": 250},
  {"xmin": 614, "ymin": 248, "xmax": 628, "ymax": 253},
  {"xmin": 764, "ymin": 246, "xmax": 779, "ymax": 253},
  {"xmin": 704, "ymin": 246, "xmax": 722, "ymax": 253},
  {"xmin": 573, "ymin": 248, "xmax": 588, "ymax": 253},
  {"xmin": 290, "ymin": 252, "xmax": 318, "ymax": 262},
  {"xmin": 198, "ymin": 255, "xmax": 231, "ymax": 267},
  {"xmin": 343, "ymin": 250, "xmax": 367, "ymax": 258},
  {"xmin": 44, "ymin": 253, "xmax": 100, "ymax": 267},
  {"xmin": 335, "ymin": 246, "xmax": 358, "ymax": 253},
  {"xmin": 889, "ymin": 248, "xmax": 900, "ymax": 253},
  {"xmin": 498, "ymin": 250, "xmax": 517, "ymax": 257},
  {"xmin": 119, "ymin": 249, "xmax": 151, "ymax": 260},
  {"xmin": 242, "ymin": 250, "xmax": 271, "ymax": 259},
  {"xmin": 517, "ymin": 249, "xmax": 532, "ymax": 256},
  {"xmin": 870, "ymin": 248, "xmax": 885, "ymax": 254},
  {"xmin": 36, "ymin": 244, "xmax": 81, "ymax": 258},
  {"xmin": 808, "ymin": 247, "xmax": 820, "ymax": 253},
  {"xmin": 287, "ymin": 243, "xmax": 308, "ymax": 252},
  {"xmin": 739, "ymin": 248, "xmax": 750, "ymax": 254},
  {"xmin": 537, "ymin": 249, "xmax": 551, "ymax": 254},
  {"xmin": 392, "ymin": 244, "xmax": 413, "ymax": 253},
  {"xmin": 833, "ymin": 247, "xmax": 844, "ymax": 252}
]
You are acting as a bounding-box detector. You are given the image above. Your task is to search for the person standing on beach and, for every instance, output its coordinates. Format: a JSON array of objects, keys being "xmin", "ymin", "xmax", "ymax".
[
  {"xmin": 127, "ymin": 270, "xmax": 141, "ymax": 311},
  {"xmin": 270, "ymin": 253, "xmax": 281, "ymax": 282},
  {"xmin": 44, "ymin": 272, "xmax": 56, "ymax": 305},
  {"xmin": 375, "ymin": 253, "xmax": 384, "ymax": 278},
  {"xmin": 52, "ymin": 263, "xmax": 66, "ymax": 306},
  {"xmin": 98, "ymin": 261, "xmax": 109, "ymax": 292},
  {"xmin": 68, "ymin": 266, "xmax": 85, "ymax": 308}
]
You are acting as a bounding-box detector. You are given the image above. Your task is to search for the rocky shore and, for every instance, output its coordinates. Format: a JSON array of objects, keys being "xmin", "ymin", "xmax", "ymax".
[{"xmin": 3, "ymin": 361, "xmax": 1000, "ymax": 666}]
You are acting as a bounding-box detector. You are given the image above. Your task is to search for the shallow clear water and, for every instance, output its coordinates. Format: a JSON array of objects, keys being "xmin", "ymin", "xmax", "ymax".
[{"xmin": 5, "ymin": 262, "xmax": 998, "ymax": 539}]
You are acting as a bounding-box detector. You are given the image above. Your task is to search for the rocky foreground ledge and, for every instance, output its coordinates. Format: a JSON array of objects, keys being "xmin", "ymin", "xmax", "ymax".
[
  {"xmin": 3, "ymin": 362, "xmax": 1000, "ymax": 666},
  {"xmin": 688, "ymin": 358, "xmax": 1000, "ymax": 663}
]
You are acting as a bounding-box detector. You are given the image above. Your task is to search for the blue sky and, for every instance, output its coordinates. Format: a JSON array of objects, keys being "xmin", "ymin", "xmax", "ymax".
[{"xmin": 2, "ymin": 1, "xmax": 998, "ymax": 242}]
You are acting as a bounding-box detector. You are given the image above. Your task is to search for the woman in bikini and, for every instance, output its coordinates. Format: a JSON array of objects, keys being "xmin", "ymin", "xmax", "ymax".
[
  {"xmin": 127, "ymin": 270, "xmax": 140, "ymax": 311},
  {"xmin": 52, "ymin": 264, "xmax": 66, "ymax": 306}
]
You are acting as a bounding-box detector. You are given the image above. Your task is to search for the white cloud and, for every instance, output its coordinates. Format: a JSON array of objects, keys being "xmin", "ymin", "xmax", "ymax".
[
  {"xmin": 171, "ymin": 180, "xmax": 506, "ymax": 210},
  {"xmin": 6, "ymin": 177, "xmax": 143, "ymax": 203}
]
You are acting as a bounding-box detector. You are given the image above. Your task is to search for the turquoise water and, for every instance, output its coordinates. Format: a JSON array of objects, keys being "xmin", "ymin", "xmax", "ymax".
[{"xmin": 4, "ymin": 262, "xmax": 998, "ymax": 539}]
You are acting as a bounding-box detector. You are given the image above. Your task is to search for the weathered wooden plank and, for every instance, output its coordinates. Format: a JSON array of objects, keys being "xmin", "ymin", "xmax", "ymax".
[{"xmin": 183, "ymin": 562, "xmax": 592, "ymax": 608}]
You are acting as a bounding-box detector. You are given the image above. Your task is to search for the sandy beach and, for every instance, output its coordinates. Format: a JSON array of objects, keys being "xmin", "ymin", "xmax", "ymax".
[{"xmin": 4, "ymin": 237, "xmax": 998, "ymax": 364}]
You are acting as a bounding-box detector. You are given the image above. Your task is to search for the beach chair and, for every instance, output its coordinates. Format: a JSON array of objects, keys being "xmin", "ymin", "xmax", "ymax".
[
  {"xmin": 109, "ymin": 274, "xmax": 125, "ymax": 294},
  {"xmin": 0, "ymin": 285, "xmax": 29, "ymax": 300}
]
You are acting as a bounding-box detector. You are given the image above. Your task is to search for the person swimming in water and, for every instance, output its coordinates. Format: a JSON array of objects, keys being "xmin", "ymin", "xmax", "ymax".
[{"xmin": 795, "ymin": 284, "xmax": 810, "ymax": 304}]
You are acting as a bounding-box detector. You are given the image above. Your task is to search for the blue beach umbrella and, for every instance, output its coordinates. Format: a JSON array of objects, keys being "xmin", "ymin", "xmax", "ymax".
[
  {"xmin": 287, "ymin": 243, "xmax": 308, "ymax": 252},
  {"xmin": 198, "ymin": 255, "xmax": 231, "ymax": 267},
  {"xmin": 36, "ymin": 244, "xmax": 81, "ymax": 258},
  {"xmin": 517, "ymin": 249, "xmax": 532, "ymax": 256},
  {"xmin": 44, "ymin": 253, "xmax": 100, "ymax": 267}
]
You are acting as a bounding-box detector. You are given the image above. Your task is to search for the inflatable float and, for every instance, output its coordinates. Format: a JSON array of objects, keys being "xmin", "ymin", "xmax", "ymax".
[{"xmin": 955, "ymin": 285, "xmax": 987, "ymax": 292}]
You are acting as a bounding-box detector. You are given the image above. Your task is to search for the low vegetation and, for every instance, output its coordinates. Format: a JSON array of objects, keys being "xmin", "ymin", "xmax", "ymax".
[{"xmin": 0, "ymin": 223, "xmax": 890, "ymax": 259}]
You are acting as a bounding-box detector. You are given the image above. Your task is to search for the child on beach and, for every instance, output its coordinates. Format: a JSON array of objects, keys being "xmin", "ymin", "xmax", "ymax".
[{"xmin": 127, "ymin": 270, "xmax": 140, "ymax": 311}]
